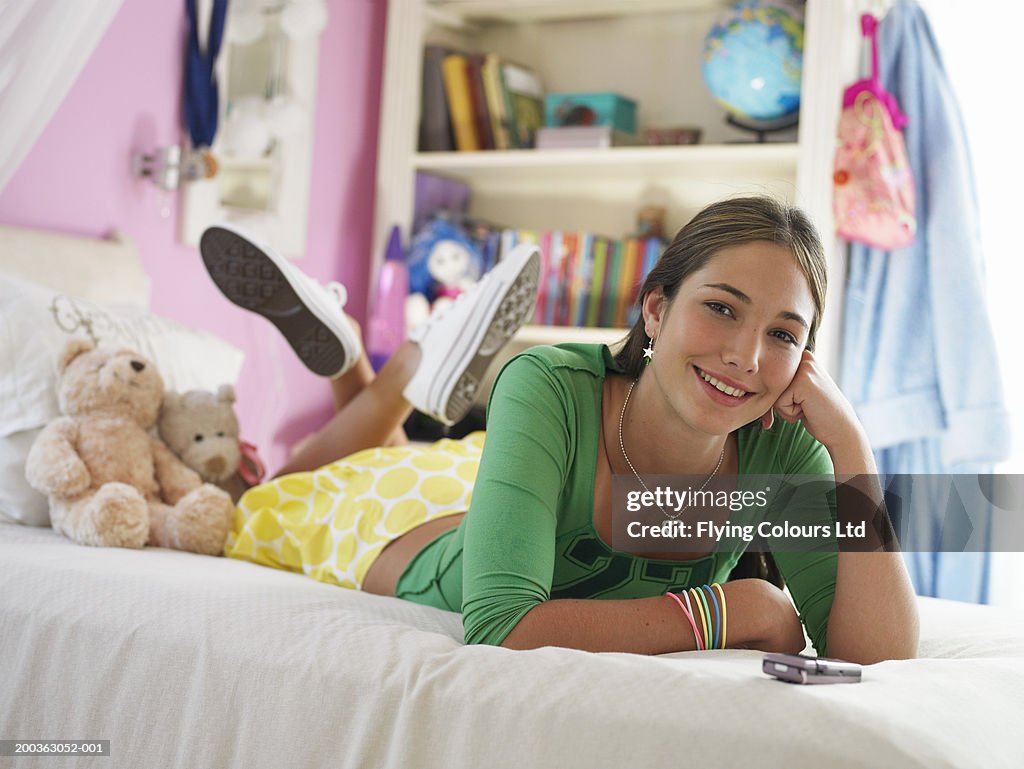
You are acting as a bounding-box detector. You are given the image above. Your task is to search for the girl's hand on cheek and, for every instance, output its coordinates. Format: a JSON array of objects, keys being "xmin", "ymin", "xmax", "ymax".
[{"xmin": 768, "ymin": 350, "xmax": 866, "ymax": 452}]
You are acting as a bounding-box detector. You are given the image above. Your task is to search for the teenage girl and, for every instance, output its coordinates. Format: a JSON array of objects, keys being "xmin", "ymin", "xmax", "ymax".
[{"xmin": 200, "ymin": 196, "xmax": 918, "ymax": 664}]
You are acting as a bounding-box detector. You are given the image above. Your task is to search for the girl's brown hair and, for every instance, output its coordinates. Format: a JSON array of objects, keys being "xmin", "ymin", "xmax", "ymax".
[{"xmin": 613, "ymin": 196, "xmax": 827, "ymax": 378}]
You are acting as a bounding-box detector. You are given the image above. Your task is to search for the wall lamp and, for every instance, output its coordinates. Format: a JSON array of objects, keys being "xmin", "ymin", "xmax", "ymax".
[{"xmin": 131, "ymin": 146, "xmax": 218, "ymax": 191}]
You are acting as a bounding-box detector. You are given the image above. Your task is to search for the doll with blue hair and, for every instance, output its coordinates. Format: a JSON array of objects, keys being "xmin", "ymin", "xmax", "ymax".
[{"xmin": 405, "ymin": 216, "xmax": 485, "ymax": 331}]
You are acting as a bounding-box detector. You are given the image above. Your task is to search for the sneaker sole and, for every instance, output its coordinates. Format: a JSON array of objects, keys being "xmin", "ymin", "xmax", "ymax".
[
  {"xmin": 200, "ymin": 227, "xmax": 348, "ymax": 377},
  {"xmin": 432, "ymin": 251, "xmax": 540, "ymax": 424}
]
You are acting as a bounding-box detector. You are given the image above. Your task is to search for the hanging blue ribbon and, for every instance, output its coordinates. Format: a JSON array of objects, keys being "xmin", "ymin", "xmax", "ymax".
[{"xmin": 184, "ymin": 0, "xmax": 228, "ymax": 149}]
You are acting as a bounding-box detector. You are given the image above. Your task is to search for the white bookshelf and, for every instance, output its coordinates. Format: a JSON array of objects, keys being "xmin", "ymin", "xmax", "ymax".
[{"xmin": 373, "ymin": 0, "xmax": 869, "ymax": 375}]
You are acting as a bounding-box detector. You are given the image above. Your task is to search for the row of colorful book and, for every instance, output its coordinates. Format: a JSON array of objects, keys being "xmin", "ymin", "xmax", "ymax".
[
  {"xmin": 410, "ymin": 207, "xmax": 665, "ymax": 329},
  {"xmin": 420, "ymin": 45, "xmax": 544, "ymax": 152},
  {"xmin": 499, "ymin": 230, "xmax": 665, "ymax": 329}
]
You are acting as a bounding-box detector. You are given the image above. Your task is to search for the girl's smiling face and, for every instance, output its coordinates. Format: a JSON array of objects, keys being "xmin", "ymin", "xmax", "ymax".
[{"xmin": 643, "ymin": 240, "xmax": 815, "ymax": 436}]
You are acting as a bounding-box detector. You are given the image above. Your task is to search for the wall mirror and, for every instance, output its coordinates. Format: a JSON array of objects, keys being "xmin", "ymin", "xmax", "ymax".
[{"xmin": 180, "ymin": 0, "xmax": 327, "ymax": 259}]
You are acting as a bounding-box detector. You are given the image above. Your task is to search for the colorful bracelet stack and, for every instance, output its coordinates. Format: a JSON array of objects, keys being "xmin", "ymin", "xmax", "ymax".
[{"xmin": 665, "ymin": 583, "xmax": 728, "ymax": 650}]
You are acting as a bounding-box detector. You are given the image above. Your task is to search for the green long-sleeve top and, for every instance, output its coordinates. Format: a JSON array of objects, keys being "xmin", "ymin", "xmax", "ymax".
[{"xmin": 396, "ymin": 344, "xmax": 838, "ymax": 651}]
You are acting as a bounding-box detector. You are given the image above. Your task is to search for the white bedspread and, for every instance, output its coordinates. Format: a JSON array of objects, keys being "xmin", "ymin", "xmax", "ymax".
[{"xmin": 2, "ymin": 522, "xmax": 1023, "ymax": 769}]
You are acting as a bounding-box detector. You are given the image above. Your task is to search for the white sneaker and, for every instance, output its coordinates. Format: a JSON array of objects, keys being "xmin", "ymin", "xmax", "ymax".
[
  {"xmin": 404, "ymin": 243, "xmax": 540, "ymax": 425},
  {"xmin": 199, "ymin": 224, "xmax": 362, "ymax": 378}
]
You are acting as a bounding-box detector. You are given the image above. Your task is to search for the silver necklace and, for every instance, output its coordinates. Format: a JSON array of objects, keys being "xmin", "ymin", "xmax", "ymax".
[{"xmin": 618, "ymin": 378, "xmax": 726, "ymax": 520}]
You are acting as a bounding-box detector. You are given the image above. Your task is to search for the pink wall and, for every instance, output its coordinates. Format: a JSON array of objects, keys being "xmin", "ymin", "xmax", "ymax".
[{"xmin": 0, "ymin": 0, "xmax": 388, "ymax": 472}]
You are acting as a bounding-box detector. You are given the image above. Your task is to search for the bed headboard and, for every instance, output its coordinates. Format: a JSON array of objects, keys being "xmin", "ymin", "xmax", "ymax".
[{"xmin": 0, "ymin": 225, "xmax": 151, "ymax": 307}]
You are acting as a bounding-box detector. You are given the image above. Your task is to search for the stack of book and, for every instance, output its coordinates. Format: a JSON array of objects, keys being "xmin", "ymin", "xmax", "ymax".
[
  {"xmin": 419, "ymin": 45, "xmax": 544, "ymax": 151},
  {"xmin": 535, "ymin": 126, "xmax": 642, "ymax": 150}
]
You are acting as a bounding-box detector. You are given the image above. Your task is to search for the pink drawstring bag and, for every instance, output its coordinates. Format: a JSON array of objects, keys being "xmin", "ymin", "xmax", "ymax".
[{"xmin": 833, "ymin": 14, "xmax": 916, "ymax": 250}]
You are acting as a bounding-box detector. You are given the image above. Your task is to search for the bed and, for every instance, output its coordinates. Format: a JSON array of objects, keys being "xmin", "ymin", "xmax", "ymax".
[{"xmin": 2, "ymin": 226, "xmax": 1024, "ymax": 769}]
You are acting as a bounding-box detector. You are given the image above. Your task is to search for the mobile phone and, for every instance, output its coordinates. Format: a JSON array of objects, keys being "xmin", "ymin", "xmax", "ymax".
[{"xmin": 762, "ymin": 652, "xmax": 863, "ymax": 684}]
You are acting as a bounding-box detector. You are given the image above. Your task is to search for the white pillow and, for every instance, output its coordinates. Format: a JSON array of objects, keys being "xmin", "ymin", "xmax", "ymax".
[
  {"xmin": 0, "ymin": 274, "xmax": 245, "ymax": 525},
  {"xmin": 0, "ymin": 429, "xmax": 49, "ymax": 526}
]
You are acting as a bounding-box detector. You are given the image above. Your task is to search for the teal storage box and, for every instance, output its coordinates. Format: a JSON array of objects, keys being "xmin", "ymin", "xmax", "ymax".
[{"xmin": 544, "ymin": 92, "xmax": 638, "ymax": 134}]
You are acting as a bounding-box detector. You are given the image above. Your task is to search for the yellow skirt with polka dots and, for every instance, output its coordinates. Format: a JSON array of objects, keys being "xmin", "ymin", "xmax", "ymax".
[{"xmin": 225, "ymin": 432, "xmax": 484, "ymax": 589}]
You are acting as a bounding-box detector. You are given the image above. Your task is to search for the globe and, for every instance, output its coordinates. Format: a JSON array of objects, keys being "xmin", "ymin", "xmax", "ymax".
[{"xmin": 701, "ymin": 0, "xmax": 804, "ymax": 125}]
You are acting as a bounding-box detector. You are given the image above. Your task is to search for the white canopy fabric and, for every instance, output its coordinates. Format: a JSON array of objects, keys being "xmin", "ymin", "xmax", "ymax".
[{"xmin": 0, "ymin": 0, "xmax": 124, "ymax": 192}]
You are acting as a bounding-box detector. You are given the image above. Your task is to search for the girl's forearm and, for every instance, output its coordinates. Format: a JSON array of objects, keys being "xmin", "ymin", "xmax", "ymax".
[
  {"xmin": 828, "ymin": 550, "xmax": 919, "ymax": 663},
  {"xmin": 825, "ymin": 436, "xmax": 920, "ymax": 663},
  {"xmin": 499, "ymin": 579, "xmax": 803, "ymax": 654}
]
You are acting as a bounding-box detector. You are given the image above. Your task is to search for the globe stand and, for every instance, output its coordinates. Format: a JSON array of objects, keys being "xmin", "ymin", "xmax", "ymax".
[{"xmin": 725, "ymin": 113, "xmax": 800, "ymax": 143}]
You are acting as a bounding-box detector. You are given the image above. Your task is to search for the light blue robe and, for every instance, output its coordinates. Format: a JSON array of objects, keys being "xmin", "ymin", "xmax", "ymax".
[{"xmin": 839, "ymin": 0, "xmax": 1010, "ymax": 602}]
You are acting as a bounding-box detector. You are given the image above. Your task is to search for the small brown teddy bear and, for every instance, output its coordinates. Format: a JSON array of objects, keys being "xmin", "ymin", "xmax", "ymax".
[
  {"xmin": 25, "ymin": 339, "xmax": 234, "ymax": 554},
  {"xmin": 159, "ymin": 386, "xmax": 253, "ymax": 503}
]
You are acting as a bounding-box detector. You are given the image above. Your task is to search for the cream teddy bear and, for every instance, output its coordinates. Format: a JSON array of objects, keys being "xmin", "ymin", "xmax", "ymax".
[
  {"xmin": 25, "ymin": 339, "xmax": 234, "ymax": 554},
  {"xmin": 159, "ymin": 385, "xmax": 253, "ymax": 503}
]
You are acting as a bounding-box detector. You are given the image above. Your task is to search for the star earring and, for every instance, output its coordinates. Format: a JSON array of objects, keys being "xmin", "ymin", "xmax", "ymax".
[{"xmin": 643, "ymin": 337, "xmax": 654, "ymax": 365}]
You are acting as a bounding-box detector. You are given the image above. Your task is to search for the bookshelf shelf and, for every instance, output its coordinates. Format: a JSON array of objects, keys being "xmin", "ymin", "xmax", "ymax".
[
  {"xmin": 516, "ymin": 324, "xmax": 627, "ymax": 346},
  {"xmin": 428, "ymin": 0, "xmax": 725, "ymax": 25},
  {"xmin": 412, "ymin": 143, "xmax": 799, "ymax": 184}
]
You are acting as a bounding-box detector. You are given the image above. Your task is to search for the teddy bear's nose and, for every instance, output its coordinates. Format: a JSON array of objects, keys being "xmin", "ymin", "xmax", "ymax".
[
  {"xmin": 205, "ymin": 457, "xmax": 227, "ymax": 476},
  {"xmin": 131, "ymin": 360, "xmax": 145, "ymax": 372}
]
